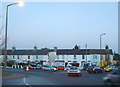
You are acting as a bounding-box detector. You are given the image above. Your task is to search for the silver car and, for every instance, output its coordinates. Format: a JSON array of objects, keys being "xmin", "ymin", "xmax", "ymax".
[
  {"xmin": 42, "ymin": 66, "xmax": 57, "ymax": 71},
  {"xmin": 103, "ymin": 69, "xmax": 120, "ymax": 85},
  {"xmin": 67, "ymin": 67, "xmax": 81, "ymax": 77}
]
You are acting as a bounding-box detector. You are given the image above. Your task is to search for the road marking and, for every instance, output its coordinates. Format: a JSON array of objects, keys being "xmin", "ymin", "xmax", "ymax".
[
  {"xmin": 25, "ymin": 83, "xmax": 29, "ymax": 85},
  {"xmin": 23, "ymin": 77, "xmax": 32, "ymax": 87},
  {"xmin": 23, "ymin": 77, "xmax": 26, "ymax": 82}
]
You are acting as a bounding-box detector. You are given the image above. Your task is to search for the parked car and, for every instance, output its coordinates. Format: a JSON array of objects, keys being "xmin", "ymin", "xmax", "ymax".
[
  {"xmin": 83, "ymin": 66, "xmax": 89, "ymax": 70},
  {"xmin": 104, "ymin": 65, "xmax": 118, "ymax": 72},
  {"xmin": 42, "ymin": 66, "xmax": 57, "ymax": 71},
  {"xmin": 87, "ymin": 66, "xmax": 103, "ymax": 74},
  {"xmin": 57, "ymin": 66, "xmax": 65, "ymax": 70},
  {"xmin": 35, "ymin": 65, "xmax": 42, "ymax": 69},
  {"xmin": 23, "ymin": 65, "xmax": 34, "ymax": 69},
  {"xmin": 103, "ymin": 69, "xmax": 120, "ymax": 85},
  {"xmin": 67, "ymin": 67, "xmax": 81, "ymax": 77},
  {"xmin": 64, "ymin": 66, "xmax": 72, "ymax": 71}
]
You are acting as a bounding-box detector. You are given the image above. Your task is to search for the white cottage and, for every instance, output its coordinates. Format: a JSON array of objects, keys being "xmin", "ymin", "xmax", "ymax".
[{"xmin": 1, "ymin": 46, "xmax": 113, "ymax": 67}]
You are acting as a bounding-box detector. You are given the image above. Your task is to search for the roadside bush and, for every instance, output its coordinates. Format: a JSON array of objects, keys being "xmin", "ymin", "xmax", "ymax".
[{"xmin": 99, "ymin": 61, "xmax": 111, "ymax": 68}]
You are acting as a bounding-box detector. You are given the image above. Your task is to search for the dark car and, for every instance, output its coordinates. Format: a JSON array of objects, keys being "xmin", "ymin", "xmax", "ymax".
[
  {"xmin": 103, "ymin": 69, "xmax": 120, "ymax": 85},
  {"xmin": 83, "ymin": 66, "xmax": 89, "ymax": 70},
  {"xmin": 87, "ymin": 66, "xmax": 103, "ymax": 74}
]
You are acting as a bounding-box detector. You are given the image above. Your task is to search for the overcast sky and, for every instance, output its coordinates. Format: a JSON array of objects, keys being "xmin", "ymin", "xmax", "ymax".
[{"xmin": 1, "ymin": 2, "xmax": 118, "ymax": 53}]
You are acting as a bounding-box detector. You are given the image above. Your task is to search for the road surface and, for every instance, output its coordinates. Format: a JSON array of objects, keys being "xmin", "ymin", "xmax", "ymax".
[{"xmin": 2, "ymin": 69, "xmax": 108, "ymax": 86}]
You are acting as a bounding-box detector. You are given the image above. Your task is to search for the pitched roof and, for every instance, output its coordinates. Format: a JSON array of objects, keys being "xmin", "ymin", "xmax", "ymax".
[
  {"xmin": 56, "ymin": 49, "xmax": 113, "ymax": 55},
  {"xmin": 2, "ymin": 49, "xmax": 113, "ymax": 55}
]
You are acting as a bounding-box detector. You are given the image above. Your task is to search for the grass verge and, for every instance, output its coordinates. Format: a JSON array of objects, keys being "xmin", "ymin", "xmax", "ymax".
[{"xmin": 0, "ymin": 72, "xmax": 13, "ymax": 76}]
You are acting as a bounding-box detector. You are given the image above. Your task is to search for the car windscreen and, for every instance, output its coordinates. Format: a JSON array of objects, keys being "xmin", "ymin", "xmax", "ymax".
[
  {"xmin": 94, "ymin": 67, "xmax": 100, "ymax": 69},
  {"xmin": 70, "ymin": 68, "xmax": 78, "ymax": 70},
  {"xmin": 44, "ymin": 66, "xmax": 50, "ymax": 68},
  {"xmin": 105, "ymin": 66, "xmax": 110, "ymax": 68},
  {"xmin": 88, "ymin": 66, "xmax": 94, "ymax": 68}
]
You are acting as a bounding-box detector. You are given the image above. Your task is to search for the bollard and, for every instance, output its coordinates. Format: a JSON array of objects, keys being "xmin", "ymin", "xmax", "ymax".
[
  {"xmin": 18, "ymin": 65, "xmax": 19, "ymax": 69},
  {"xmin": 15, "ymin": 65, "xmax": 16, "ymax": 68},
  {"xmin": 21, "ymin": 65, "xmax": 23, "ymax": 69},
  {"xmin": 12, "ymin": 65, "xmax": 14, "ymax": 68},
  {"xmin": 26, "ymin": 66, "xmax": 29, "ymax": 71}
]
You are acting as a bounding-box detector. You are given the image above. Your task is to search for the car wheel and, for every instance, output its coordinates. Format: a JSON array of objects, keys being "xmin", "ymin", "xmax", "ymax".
[
  {"xmin": 96, "ymin": 71, "xmax": 98, "ymax": 73},
  {"xmin": 88, "ymin": 71, "xmax": 91, "ymax": 74},
  {"xmin": 68, "ymin": 74, "xmax": 71, "ymax": 76},
  {"xmin": 51, "ymin": 69, "xmax": 54, "ymax": 72}
]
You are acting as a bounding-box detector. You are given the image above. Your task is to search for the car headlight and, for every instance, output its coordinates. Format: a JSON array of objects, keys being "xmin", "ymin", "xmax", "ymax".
[
  {"xmin": 103, "ymin": 77, "xmax": 109, "ymax": 80},
  {"xmin": 67, "ymin": 70, "xmax": 70, "ymax": 72},
  {"xmin": 77, "ymin": 71, "xmax": 81, "ymax": 73}
]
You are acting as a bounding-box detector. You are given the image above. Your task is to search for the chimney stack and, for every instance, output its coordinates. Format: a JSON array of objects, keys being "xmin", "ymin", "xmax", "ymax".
[
  {"xmin": 34, "ymin": 46, "xmax": 37, "ymax": 51},
  {"xmin": 12, "ymin": 46, "xmax": 16, "ymax": 52},
  {"xmin": 54, "ymin": 46, "xmax": 57, "ymax": 52}
]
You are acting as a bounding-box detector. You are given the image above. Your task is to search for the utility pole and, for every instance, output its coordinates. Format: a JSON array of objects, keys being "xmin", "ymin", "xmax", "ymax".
[
  {"xmin": 86, "ymin": 44, "xmax": 87, "ymax": 64},
  {"xmin": 100, "ymin": 33, "xmax": 106, "ymax": 67}
]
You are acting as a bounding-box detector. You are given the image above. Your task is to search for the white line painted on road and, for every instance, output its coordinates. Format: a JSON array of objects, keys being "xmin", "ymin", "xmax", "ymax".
[
  {"xmin": 23, "ymin": 78, "xmax": 26, "ymax": 82},
  {"xmin": 25, "ymin": 83, "xmax": 30, "ymax": 85},
  {"xmin": 23, "ymin": 77, "xmax": 32, "ymax": 87}
]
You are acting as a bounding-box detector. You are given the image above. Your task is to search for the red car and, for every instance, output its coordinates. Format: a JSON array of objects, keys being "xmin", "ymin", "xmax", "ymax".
[
  {"xmin": 23, "ymin": 65, "xmax": 34, "ymax": 69},
  {"xmin": 57, "ymin": 66, "xmax": 65, "ymax": 70}
]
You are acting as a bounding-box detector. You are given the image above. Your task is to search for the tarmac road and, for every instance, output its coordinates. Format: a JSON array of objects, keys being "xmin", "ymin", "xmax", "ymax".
[{"xmin": 2, "ymin": 69, "xmax": 109, "ymax": 86}]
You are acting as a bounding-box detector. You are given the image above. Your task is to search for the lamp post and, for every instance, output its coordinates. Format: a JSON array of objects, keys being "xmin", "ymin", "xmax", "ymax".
[
  {"xmin": 85, "ymin": 44, "xmax": 87, "ymax": 64},
  {"xmin": 100, "ymin": 33, "xmax": 106, "ymax": 64},
  {"xmin": 100, "ymin": 33, "xmax": 106, "ymax": 50},
  {"xmin": 4, "ymin": 1, "xmax": 24, "ymax": 69}
]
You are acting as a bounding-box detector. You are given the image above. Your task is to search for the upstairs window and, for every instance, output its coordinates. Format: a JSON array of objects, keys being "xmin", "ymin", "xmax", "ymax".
[
  {"xmin": 62, "ymin": 55, "xmax": 64, "ymax": 59},
  {"xmin": 13, "ymin": 56, "xmax": 15, "ymax": 59},
  {"xmin": 74, "ymin": 55, "xmax": 76, "ymax": 59},
  {"xmin": 28, "ymin": 55, "xmax": 30, "ymax": 59},
  {"xmin": 82, "ymin": 55, "xmax": 85, "ymax": 59},
  {"xmin": 17, "ymin": 55, "xmax": 19, "ymax": 59},
  {"xmin": 57, "ymin": 55, "xmax": 59, "ymax": 59},
  {"xmin": 36, "ymin": 55, "xmax": 38, "ymax": 59}
]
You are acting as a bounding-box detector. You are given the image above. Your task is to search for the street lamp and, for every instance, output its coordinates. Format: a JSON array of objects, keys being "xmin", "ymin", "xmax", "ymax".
[
  {"xmin": 100, "ymin": 33, "xmax": 106, "ymax": 49},
  {"xmin": 100, "ymin": 33, "xmax": 106, "ymax": 64},
  {"xmin": 4, "ymin": 1, "xmax": 24, "ymax": 69}
]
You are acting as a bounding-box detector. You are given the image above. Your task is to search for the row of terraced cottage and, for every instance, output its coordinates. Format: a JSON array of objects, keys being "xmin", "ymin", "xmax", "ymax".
[{"xmin": 1, "ymin": 45, "xmax": 114, "ymax": 67}]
